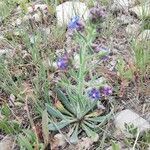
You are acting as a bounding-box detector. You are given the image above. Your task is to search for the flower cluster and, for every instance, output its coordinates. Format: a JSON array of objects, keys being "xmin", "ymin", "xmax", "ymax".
[
  {"xmin": 88, "ymin": 88, "xmax": 101, "ymax": 100},
  {"xmin": 89, "ymin": 5, "xmax": 106, "ymax": 22},
  {"xmin": 88, "ymin": 86, "xmax": 112, "ymax": 101},
  {"xmin": 101, "ymin": 86, "xmax": 112, "ymax": 96},
  {"xmin": 57, "ymin": 54, "xmax": 69, "ymax": 70},
  {"xmin": 68, "ymin": 16, "xmax": 84, "ymax": 31}
]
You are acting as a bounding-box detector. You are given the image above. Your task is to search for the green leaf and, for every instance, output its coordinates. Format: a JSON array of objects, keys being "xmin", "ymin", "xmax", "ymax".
[
  {"xmin": 70, "ymin": 124, "xmax": 79, "ymax": 144},
  {"xmin": 46, "ymin": 103, "xmax": 67, "ymax": 120},
  {"xmin": 48, "ymin": 120, "xmax": 74, "ymax": 131},
  {"xmin": 22, "ymin": 130, "xmax": 36, "ymax": 141},
  {"xmin": 111, "ymin": 141, "xmax": 120, "ymax": 150},
  {"xmin": 18, "ymin": 134, "xmax": 33, "ymax": 150},
  {"xmin": 42, "ymin": 109, "xmax": 49, "ymax": 145},
  {"xmin": 82, "ymin": 102, "xmax": 97, "ymax": 117},
  {"xmin": 1, "ymin": 104, "xmax": 11, "ymax": 117},
  {"xmin": 84, "ymin": 121, "xmax": 97, "ymax": 129},
  {"xmin": 55, "ymin": 88, "xmax": 76, "ymax": 114},
  {"xmin": 86, "ymin": 113, "xmax": 111, "ymax": 123},
  {"xmin": 0, "ymin": 119, "xmax": 20, "ymax": 134},
  {"xmin": 81, "ymin": 123, "xmax": 99, "ymax": 141}
]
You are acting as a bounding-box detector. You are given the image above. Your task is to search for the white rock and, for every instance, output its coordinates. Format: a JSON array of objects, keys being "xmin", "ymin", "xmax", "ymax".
[
  {"xmin": 126, "ymin": 24, "xmax": 141, "ymax": 35},
  {"xmin": 130, "ymin": 3, "xmax": 150, "ymax": 18},
  {"xmin": 138, "ymin": 30, "xmax": 150, "ymax": 41},
  {"xmin": 114, "ymin": 109, "xmax": 150, "ymax": 137},
  {"xmin": 56, "ymin": 1, "xmax": 89, "ymax": 26},
  {"xmin": 112, "ymin": 0, "xmax": 137, "ymax": 10}
]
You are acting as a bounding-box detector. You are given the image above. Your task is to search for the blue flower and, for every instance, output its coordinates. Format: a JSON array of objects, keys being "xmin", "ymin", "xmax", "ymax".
[
  {"xmin": 57, "ymin": 55, "xmax": 69, "ymax": 70},
  {"xmin": 88, "ymin": 88, "xmax": 101, "ymax": 100},
  {"xmin": 68, "ymin": 16, "xmax": 80, "ymax": 30}
]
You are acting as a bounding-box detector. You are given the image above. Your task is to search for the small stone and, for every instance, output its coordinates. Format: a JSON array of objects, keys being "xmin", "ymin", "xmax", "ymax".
[
  {"xmin": 138, "ymin": 30, "xmax": 150, "ymax": 41},
  {"xmin": 114, "ymin": 109, "xmax": 150, "ymax": 137},
  {"xmin": 126, "ymin": 23, "xmax": 141, "ymax": 35},
  {"xmin": 15, "ymin": 18, "xmax": 22, "ymax": 26},
  {"xmin": 0, "ymin": 136, "xmax": 14, "ymax": 150},
  {"xmin": 33, "ymin": 13, "xmax": 42, "ymax": 22},
  {"xmin": 56, "ymin": 1, "xmax": 89, "ymax": 26},
  {"xmin": 130, "ymin": 3, "xmax": 150, "ymax": 18}
]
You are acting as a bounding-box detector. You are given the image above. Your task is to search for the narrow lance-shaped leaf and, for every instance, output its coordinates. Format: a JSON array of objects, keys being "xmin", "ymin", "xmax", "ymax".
[
  {"xmin": 18, "ymin": 134, "xmax": 33, "ymax": 150},
  {"xmin": 55, "ymin": 88, "xmax": 76, "ymax": 114},
  {"xmin": 48, "ymin": 120, "xmax": 75, "ymax": 131},
  {"xmin": 42, "ymin": 109, "xmax": 49, "ymax": 146},
  {"xmin": 46, "ymin": 103, "xmax": 68, "ymax": 120},
  {"xmin": 81, "ymin": 123, "xmax": 99, "ymax": 141},
  {"xmin": 70, "ymin": 124, "xmax": 79, "ymax": 144}
]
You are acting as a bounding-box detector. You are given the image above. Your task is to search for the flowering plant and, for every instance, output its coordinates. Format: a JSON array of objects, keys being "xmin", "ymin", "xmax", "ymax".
[{"xmin": 46, "ymin": 17, "xmax": 112, "ymax": 143}]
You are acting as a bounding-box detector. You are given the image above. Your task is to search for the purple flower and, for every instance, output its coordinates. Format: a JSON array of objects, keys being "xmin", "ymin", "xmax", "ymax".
[
  {"xmin": 89, "ymin": 5, "xmax": 106, "ymax": 22},
  {"xmin": 102, "ymin": 86, "xmax": 112, "ymax": 96},
  {"xmin": 57, "ymin": 55, "xmax": 69, "ymax": 70},
  {"xmin": 88, "ymin": 88, "xmax": 101, "ymax": 100},
  {"xmin": 68, "ymin": 16, "xmax": 84, "ymax": 31},
  {"xmin": 101, "ymin": 55, "xmax": 109, "ymax": 61}
]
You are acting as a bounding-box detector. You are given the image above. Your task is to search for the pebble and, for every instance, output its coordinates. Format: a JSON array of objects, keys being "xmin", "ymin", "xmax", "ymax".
[{"xmin": 114, "ymin": 109, "xmax": 150, "ymax": 137}]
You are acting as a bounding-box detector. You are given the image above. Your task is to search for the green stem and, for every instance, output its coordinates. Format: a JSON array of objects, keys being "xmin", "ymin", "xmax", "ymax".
[{"xmin": 78, "ymin": 44, "xmax": 86, "ymax": 97}]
